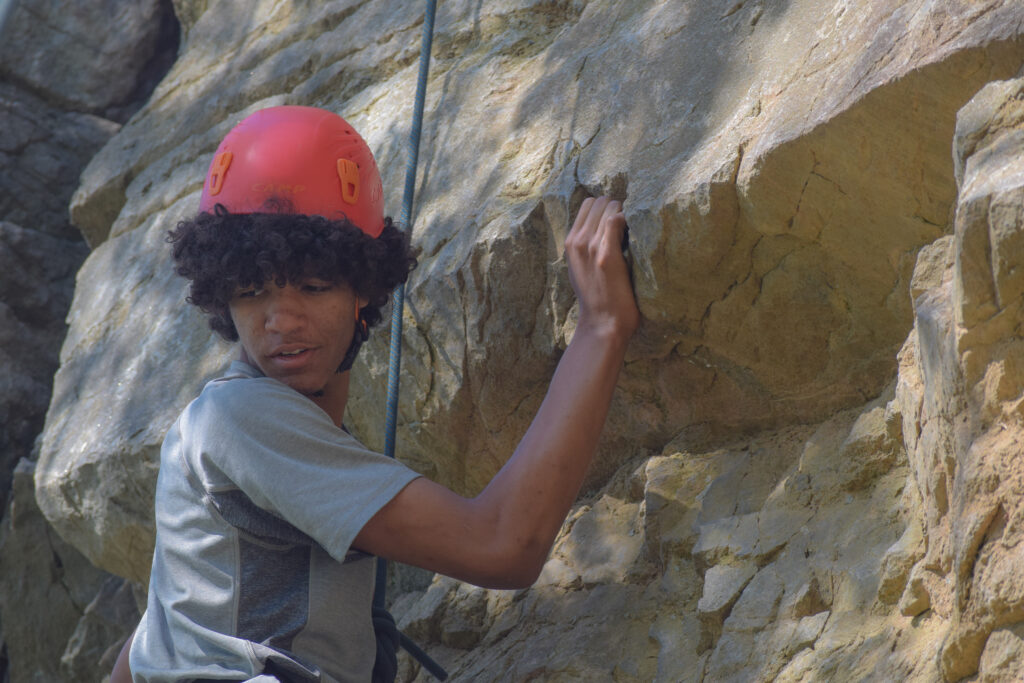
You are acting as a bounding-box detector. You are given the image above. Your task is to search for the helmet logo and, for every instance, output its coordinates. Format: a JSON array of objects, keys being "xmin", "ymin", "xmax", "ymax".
[
  {"xmin": 337, "ymin": 158, "xmax": 360, "ymax": 205},
  {"xmin": 208, "ymin": 152, "xmax": 233, "ymax": 196},
  {"xmin": 252, "ymin": 183, "xmax": 306, "ymax": 194}
]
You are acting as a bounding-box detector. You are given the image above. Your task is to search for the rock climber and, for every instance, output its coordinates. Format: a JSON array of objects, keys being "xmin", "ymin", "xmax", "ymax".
[{"xmin": 112, "ymin": 105, "xmax": 638, "ymax": 682}]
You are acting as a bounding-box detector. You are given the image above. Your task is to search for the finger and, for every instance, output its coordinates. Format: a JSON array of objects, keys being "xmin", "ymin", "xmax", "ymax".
[
  {"xmin": 601, "ymin": 200, "xmax": 623, "ymax": 231},
  {"xmin": 597, "ymin": 201, "xmax": 626, "ymax": 249},
  {"xmin": 577, "ymin": 196, "xmax": 610, "ymax": 244},
  {"xmin": 569, "ymin": 197, "xmax": 595, "ymax": 238},
  {"xmin": 590, "ymin": 196, "xmax": 612, "ymax": 230}
]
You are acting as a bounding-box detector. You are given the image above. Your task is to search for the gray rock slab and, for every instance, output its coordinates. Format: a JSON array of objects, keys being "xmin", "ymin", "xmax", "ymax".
[
  {"xmin": 0, "ymin": 460, "xmax": 110, "ymax": 683},
  {"xmin": 0, "ymin": 0, "xmax": 174, "ymax": 118},
  {"xmin": 0, "ymin": 84, "xmax": 118, "ymax": 239},
  {"xmin": 698, "ymin": 562, "xmax": 758, "ymax": 616},
  {"xmin": 0, "ymin": 222, "xmax": 86, "ymax": 511}
]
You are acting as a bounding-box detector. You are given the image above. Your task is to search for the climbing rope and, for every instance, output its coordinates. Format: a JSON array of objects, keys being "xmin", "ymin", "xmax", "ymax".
[
  {"xmin": 383, "ymin": 4, "xmax": 436, "ymax": 457},
  {"xmin": 373, "ymin": 1, "xmax": 447, "ymax": 681}
]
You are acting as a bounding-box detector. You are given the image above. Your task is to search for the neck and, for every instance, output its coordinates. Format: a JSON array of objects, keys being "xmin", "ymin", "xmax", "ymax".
[
  {"xmin": 238, "ymin": 347, "xmax": 350, "ymax": 427},
  {"xmin": 310, "ymin": 371, "xmax": 351, "ymax": 427}
]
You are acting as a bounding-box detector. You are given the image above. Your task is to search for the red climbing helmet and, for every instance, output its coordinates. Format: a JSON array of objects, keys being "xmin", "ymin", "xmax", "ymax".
[{"xmin": 199, "ymin": 105, "xmax": 385, "ymax": 237}]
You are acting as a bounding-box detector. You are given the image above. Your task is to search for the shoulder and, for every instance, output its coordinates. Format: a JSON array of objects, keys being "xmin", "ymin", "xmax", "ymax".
[
  {"xmin": 182, "ymin": 369, "xmax": 338, "ymax": 447},
  {"xmin": 201, "ymin": 372, "xmax": 301, "ymax": 413}
]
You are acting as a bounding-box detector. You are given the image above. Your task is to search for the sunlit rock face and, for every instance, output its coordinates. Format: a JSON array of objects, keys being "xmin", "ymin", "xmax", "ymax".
[
  {"xmin": 22, "ymin": 0, "xmax": 1024, "ymax": 680},
  {"xmin": 890, "ymin": 74, "xmax": 1024, "ymax": 682}
]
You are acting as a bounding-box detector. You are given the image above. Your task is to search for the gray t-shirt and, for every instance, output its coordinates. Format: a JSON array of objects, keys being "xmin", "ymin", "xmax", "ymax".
[{"xmin": 130, "ymin": 361, "xmax": 420, "ymax": 682}]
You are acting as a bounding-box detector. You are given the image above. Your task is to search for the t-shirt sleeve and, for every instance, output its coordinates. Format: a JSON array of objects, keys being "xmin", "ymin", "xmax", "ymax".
[{"xmin": 183, "ymin": 376, "xmax": 421, "ymax": 562}]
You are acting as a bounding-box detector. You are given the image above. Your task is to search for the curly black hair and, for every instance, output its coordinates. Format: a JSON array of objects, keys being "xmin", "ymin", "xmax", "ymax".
[{"xmin": 167, "ymin": 206, "xmax": 417, "ymax": 342}]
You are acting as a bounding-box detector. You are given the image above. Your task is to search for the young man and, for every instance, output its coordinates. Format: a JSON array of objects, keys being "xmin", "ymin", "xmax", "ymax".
[{"xmin": 116, "ymin": 105, "xmax": 638, "ymax": 681}]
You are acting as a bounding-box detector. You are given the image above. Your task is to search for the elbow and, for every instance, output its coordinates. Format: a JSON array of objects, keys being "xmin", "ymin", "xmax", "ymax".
[
  {"xmin": 513, "ymin": 563, "xmax": 545, "ymax": 589},
  {"xmin": 477, "ymin": 568, "xmax": 541, "ymax": 591},
  {"xmin": 507, "ymin": 544, "xmax": 547, "ymax": 588},
  {"xmin": 473, "ymin": 538, "xmax": 548, "ymax": 590},
  {"xmin": 460, "ymin": 497, "xmax": 554, "ymax": 589},
  {"xmin": 484, "ymin": 562, "xmax": 542, "ymax": 590},
  {"xmin": 514, "ymin": 559, "xmax": 545, "ymax": 589}
]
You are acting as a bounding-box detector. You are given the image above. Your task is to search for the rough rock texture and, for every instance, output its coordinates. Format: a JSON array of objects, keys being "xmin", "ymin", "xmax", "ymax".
[
  {"xmin": 23, "ymin": 0, "xmax": 1024, "ymax": 680},
  {"xmin": 0, "ymin": 223, "xmax": 86, "ymax": 513},
  {"xmin": 391, "ymin": 400, "xmax": 928, "ymax": 681},
  {"xmin": 0, "ymin": 0, "xmax": 179, "ymax": 122},
  {"xmin": 886, "ymin": 73, "xmax": 1024, "ymax": 682},
  {"xmin": 38, "ymin": 0, "xmax": 1024, "ymax": 580},
  {"xmin": 0, "ymin": 460, "xmax": 140, "ymax": 683},
  {"xmin": 393, "ymin": 224, "xmax": 1020, "ymax": 681},
  {"xmin": 0, "ymin": 1, "xmax": 178, "ymax": 679},
  {"xmin": 0, "ymin": 81, "xmax": 103, "ymax": 507},
  {"xmin": 0, "ymin": 85, "xmax": 108, "ymax": 513},
  {"xmin": 0, "ymin": 84, "xmax": 120, "ymax": 240}
]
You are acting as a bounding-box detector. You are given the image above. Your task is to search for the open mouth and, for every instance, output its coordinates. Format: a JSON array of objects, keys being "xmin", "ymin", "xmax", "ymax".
[{"xmin": 270, "ymin": 347, "xmax": 315, "ymax": 364}]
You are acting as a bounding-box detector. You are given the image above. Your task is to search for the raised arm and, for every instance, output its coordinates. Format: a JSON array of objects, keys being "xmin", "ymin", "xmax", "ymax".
[{"xmin": 354, "ymin": 197, "xmax": 639, "ymax": 588}]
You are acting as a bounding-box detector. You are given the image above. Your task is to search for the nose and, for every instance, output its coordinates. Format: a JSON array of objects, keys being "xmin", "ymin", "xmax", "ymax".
[{"xmin": 263, "ymin": 285, "xmax": 305, "ymax": 334}]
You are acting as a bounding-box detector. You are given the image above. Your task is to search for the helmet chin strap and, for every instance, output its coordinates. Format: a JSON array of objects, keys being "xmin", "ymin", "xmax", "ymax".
[{"xmin": 337, "ymin": 310, "xmax": 369, "ymax": 373}]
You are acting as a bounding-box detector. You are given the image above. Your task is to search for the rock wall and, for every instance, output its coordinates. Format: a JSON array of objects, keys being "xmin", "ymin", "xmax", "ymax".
[
  {"xmin": 0, "ymin": 0, "xmax": 178, "ymax": 679},
  {"xmin": 12, "ymin": 0, "xmax": 1024, "ymax": 680},
  {"xmin": 893, "ymin": 75, "xmax": 1024, "ymax": 681},
  {"xmin": 0, "ymin": 461, "xmax": 140, "ymax": 683},
  {"xmin": 390, "ymin": 80, "xmax": 1024, "ymax": 679}
]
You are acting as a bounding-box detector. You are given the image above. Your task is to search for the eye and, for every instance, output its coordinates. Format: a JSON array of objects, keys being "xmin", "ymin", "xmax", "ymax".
[
  {"xmin": 302, "ymin": 281, "xmax": 334, "ymax": 293},
  {"xmin": 236, "ymin": 286, "xmax": 264, "ymax": 299}
]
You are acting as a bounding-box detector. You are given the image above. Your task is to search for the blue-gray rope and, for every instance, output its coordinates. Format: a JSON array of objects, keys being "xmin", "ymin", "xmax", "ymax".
[
  {"xmin": 385, "ymin": 0, "xmax": 438, "ymax": 468},
  {"xmin": 372, "ymin": 1, "xmax": 447, "ymax": 681}
]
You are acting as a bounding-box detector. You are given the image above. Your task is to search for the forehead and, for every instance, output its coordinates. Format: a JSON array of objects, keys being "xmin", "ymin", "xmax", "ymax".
[
  {"xmin": 234, "ymin": 275, "xmax": 351, "ymax": 290},
  {"xmin": 231, "ymin": 263, "xmax": 350, "ymax": 285}
]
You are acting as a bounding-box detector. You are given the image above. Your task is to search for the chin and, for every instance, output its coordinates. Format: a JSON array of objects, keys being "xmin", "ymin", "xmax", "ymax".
[
  {"xmin": 264, "ymin": 370, "xmax": 324, "ymax": 395},
  {"xmin": 292, "ymin": 379, "xmax": 329, "ymax": 397}
]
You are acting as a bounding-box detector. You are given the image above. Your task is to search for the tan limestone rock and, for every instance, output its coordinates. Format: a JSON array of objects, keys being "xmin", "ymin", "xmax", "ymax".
[
  {"xmin": 978, "ymin": 624, "xmax": 1024, "ymax": 682},
  {"xmin": 890, "ymin": 72, "xmax": 1024, "ymax": 681},
  {"xmin": 389, "ymin": 389, "xmax": 951, "ymax": 681},
  {"xmin": 24, "ymin": 1, "xmax": 1024, "ymax": 680},
  {"xmin": 0, "ymin": 0, "xmax": 176, "ymax": 671},
  {"xmin": 554, "ymin": 494, "xmax": 646, "ymax": 586},
  {"xmin": 878, "ymin": 513, "xmax": 925, "ymax": 606},
  {"xmin": 46, "ymin": 5, "xmax": 1024, "ymax": 565},
  {"xmin": 697, "ymin": 562, "xmax": 758, "ymax": 652}
]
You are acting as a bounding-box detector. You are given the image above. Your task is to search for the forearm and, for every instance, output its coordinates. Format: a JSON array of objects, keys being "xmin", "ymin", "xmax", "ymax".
[
  {"xmin": 474, "ymin": 322, "xmax": 630, "ymax": 575},
  {"xmin": 356, "ymin": 324, "xmax": 630, "ymax": 589},
  {"xmin": 355, "ymin": 196, "xmax": 638, "ymax": 588}
]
